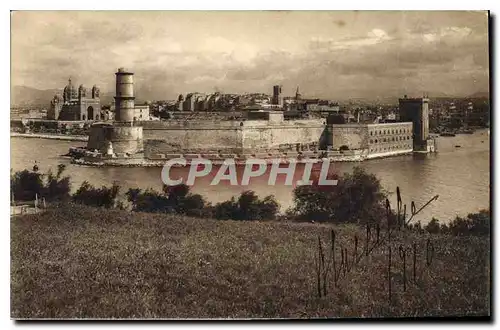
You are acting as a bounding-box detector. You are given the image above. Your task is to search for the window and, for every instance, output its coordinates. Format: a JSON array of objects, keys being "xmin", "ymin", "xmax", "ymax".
[
  {"xmin": 375, "ymin": 139, "xmax": 378, "ymax": 143},
  {"xmin": 383, "ymin": 130, "xmax": 386, "ymax": 134}
]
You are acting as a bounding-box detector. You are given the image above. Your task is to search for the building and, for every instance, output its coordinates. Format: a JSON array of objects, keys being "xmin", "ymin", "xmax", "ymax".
[
  {"xmin": 183, "ymin": 92, "xmax": 206, "ymax": 111},
  {"xmin": 398, "ymin": 95, "xmax": 432, "ymax": 152},
  {"xmin": 134, "ymin": 104, "xmax": 150, "ymax": 120},
  {"xmin": 87, "ymin": 68, "xmax": 144, "ymax": 158},
  {"xmin": 295, "ymin": 86, "xmax": 302, "ymax": 101},
  {"xmin": 271, "ymin": 85, "xmax": 283, "ymax": 107},
  {"xmin": 48, "ymin": 78, "xmax": 102, "ymax": 121},
  {"xmin": 329, "ymin": 122, "xmax": 414, "ymax": 159}
]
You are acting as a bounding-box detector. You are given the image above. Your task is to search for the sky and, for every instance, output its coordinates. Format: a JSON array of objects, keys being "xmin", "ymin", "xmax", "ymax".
[{"xmin": 11, "ymin": 11, "xmax": 489, "ymax": 101}]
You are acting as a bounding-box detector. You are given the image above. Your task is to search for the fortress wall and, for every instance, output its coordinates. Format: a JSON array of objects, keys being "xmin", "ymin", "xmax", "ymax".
[
  {"xmin": 87, "ymin": 124, "xmax": 143, "ymax": 155},
  {"xmin": 143, "ymin": 126, "xmax": 243, "ymax": 157},
  {"xmin": 142, "ymin": 119, "xmax": 326, "ymax": 157},
  {"xmin": 87, "ymin": 125, "xmax": 105, "ymax": 151},
  {"xmin": 330, "ymin": 124, "xmax": 370, "ymax": 150},
  {"xmin": 241, "ymin": 122, "xmax": 326, "ymax": 151},
  {"xmin": 141, "ymin": 120, "xmax": 243, "ymax": 129}
]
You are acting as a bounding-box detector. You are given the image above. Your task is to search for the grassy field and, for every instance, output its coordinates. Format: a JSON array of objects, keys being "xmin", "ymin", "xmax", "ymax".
[{"xmin": 11, "ymin": 204, "xmax": 490, "ymax": 319}]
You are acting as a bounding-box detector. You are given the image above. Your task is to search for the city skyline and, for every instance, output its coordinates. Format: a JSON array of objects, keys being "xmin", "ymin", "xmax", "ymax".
[{"xmin": 11, "ymin": 11, "xmax": 489, "ymax": 101}]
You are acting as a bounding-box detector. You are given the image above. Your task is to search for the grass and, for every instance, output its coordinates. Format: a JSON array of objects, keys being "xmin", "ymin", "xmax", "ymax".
[{"xmin": 11, "ymin": 204, "xmax": 490, "ymax": 319}]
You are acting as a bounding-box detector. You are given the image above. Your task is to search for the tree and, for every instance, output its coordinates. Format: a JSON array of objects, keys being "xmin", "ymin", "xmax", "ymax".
[
  {"xmin": 213, "ymin": 191, "xmax": 280, "ymax": 221},
  {"xmin": 291, "ymin": 166, "xmax": 387, "ymax": 223},
  {"xmin": 73, "ymin": 181, "xmax": 120, "ymax": 208},
  {"xmin": 44, "ymin": 164, "xmax": 71, "ymax": 201},
  {"xmin": 11, "ymin": 169, "xmax": 44, "ymax": 202},
  {"xmin": 424, "ymin": 218, "xmax": 442, "ymax": 234},
  {"xmin": 126, "ymin": 184, "xmax": 208, "ymax": 216}
]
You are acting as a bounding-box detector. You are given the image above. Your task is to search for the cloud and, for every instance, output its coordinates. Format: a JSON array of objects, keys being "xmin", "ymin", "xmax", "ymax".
[{"xmin": 11, "ymin": 11, "xmax": 489, "ymax": 100}]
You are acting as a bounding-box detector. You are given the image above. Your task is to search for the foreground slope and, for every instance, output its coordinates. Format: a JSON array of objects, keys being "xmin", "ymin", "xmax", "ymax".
[{"xmin": 11, "ymin": 205, "xmax": 490, "ymax": 318}]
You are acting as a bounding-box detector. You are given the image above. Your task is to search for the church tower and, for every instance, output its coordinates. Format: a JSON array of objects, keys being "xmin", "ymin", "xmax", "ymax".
[{"xmin": 295, "ymin": 86, "xmax": 302, "ymax": 101}]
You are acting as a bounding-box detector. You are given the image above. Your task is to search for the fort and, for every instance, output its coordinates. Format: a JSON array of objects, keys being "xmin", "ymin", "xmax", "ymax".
[{"xmin": 63, "ymin": 68, "xmax": 436, "ymax": 166}]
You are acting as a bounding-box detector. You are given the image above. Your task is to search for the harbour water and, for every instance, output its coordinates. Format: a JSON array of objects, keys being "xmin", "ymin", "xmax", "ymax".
[{"xmin": 10, "ymin": 130, "xmax": 490, "ymax": 223}]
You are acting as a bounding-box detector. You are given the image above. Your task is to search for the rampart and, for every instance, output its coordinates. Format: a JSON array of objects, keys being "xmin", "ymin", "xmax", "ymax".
[{"xmin": 140, "ymin": 119, "xmax": 326, "ymax": 158}]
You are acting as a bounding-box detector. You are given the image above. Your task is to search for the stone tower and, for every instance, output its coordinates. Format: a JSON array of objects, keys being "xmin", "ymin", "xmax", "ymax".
[
  {"xmin": 272, "ymin": 85, "xmax": 283, "ymax": 107},
  {"xmin": 399, "ymin": 95, "xmax": 431, "ymax": 152},
  {"xmin": 114, "ymin": 68, "xmax": 135, "ymax": 122},
  {"xmin": 87, "ymin": 68, "xmax": 144, "ymax": 158}
]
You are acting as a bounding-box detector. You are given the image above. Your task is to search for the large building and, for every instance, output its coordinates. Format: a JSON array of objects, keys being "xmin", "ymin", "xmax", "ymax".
[
  {"xmin": 271, "ymin": 85, "xmax": 283, "ymax": 107},
  {"xmin": 329, "ymin": 122, "xmax": 414, "ymax": 159},
  {"xmin": 48, "ymin": 78, "xmax": 102, "ymax": 121},
  {"xmin": 399, "ymin": 95, "xmax": 433, "ymax": 152}
]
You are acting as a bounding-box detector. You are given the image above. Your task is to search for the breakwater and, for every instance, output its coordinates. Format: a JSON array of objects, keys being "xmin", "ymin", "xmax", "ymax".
[{"xmin": 10, "ymin": 132, "xmax": 88, "ymax": 142}]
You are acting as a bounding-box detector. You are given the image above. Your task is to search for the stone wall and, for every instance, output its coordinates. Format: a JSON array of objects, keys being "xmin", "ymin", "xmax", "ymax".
[
  {"xmin": 241, "ymin": 119, "xmax": 326, "ymax": 152},
  {"xmin": 330, "ymin": 122, "xmax": 414, "ymax": 158},
  {"xmin": 87, "ymin": 123, "xmax": 143, "ymax": 155},
  {"xmin": 329, "ymin": 124, "xmax": 369, "ymax": 149},
  {"xmin": 141, "ymin": 119, "xmax": 326, "ymax": 158},
  {"xmin": 142, "ymin": 120, "xmax": 243, "ymax": 156}
]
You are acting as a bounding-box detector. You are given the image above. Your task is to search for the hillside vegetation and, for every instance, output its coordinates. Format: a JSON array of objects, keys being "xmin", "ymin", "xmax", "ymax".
[{"xmin": 11, "ymin": 204, "xmax": 490, "ymax": 319}]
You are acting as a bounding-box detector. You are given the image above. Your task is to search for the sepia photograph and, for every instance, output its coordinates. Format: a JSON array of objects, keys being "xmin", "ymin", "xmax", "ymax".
[{"xmin": 9, "ymin": 10, "xmax": 491, "ymax": 320}]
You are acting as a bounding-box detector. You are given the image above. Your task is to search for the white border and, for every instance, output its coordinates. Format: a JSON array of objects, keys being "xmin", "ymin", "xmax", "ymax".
[{"xmin": 2, "ymin": 1, "xmax": 498, "ymax": 329}]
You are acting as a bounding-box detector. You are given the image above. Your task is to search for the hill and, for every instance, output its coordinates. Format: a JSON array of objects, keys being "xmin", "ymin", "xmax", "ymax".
[
  {"xmin": 11, "ymin": 204, "xmax": 490, "ymax": 319},
  {"xmin": 11, "ymin": 86, "xmax": 59, "ymax": 107},
  {"xmin": 10, "ymin": 86, "xmax": 116, "ymax": 107},
  {"xmin": 468, "ymin": 91, "xmax": 490, "ymax": 99}
]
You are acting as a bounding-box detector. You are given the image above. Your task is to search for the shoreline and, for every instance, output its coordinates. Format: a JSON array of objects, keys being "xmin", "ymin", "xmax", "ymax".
[
  {"xmin": 70, "ymin": 151, "xmax": 414, "ymax": 167},
  {"xmin": 10, "ymin": 132, "xmax": 88, "ymax": 142}
]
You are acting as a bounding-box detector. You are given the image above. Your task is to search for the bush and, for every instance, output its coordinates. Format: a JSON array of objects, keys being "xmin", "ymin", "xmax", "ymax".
[
  {"xmin": 11, "ymin": 164, "xmax": 71, "ymax": 203},
  {"xmin": 213, "ymin": 191, "xmax": 280, "ymax": 221},
  {"xmin": 73, "ymin": 181, "xmax": 120, "ymax": 208},
  {"xmin": 424, "ymin": 218, "xmax": 441, "ymax": 234},
  {"xmin": 422, "ymin": 210, "xmax": 490, "ymax": 236},
  {"xmin": 11, "ymin": 169, "xmax": 44, "ymax": 202},
  {"xmin": 10, "ymin": 170, "xmax": 44, "ymax": 201},
  {"xmin": 291, "ymin": 166, "xmax": 386, "ymax": 224},
  {"xmin": 126, "ymin": 184, "xmax": 208, "ymax": 217},
  {"xmin": 127, "ymin": 188, "xmax": 171, "ymax": 213},
  {"xmin": 44, "ymin": 164, "xmax": 71, "ymax": 202}
]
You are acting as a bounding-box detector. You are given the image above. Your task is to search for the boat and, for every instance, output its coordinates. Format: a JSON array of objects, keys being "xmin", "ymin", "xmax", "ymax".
[{"xmin": 440, "ymin": 132, "xmax": 456, "ymax": 137}]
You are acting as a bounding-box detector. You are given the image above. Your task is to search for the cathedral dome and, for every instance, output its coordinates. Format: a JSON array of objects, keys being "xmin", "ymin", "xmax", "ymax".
[{"xmin": 63, "ymin": 78, "xmax": 78, "ymax": 102}]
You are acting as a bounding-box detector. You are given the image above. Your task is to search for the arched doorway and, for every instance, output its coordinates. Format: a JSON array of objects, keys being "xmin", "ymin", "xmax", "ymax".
[{"xmin": 87, "ymin": 106, "xmax": 94, "ymax": 121}]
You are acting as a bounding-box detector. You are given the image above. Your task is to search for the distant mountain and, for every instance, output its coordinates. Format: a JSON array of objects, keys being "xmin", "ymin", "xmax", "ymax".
[
  {"xmin": 11, "ymin": 85, "xmax": 148, "ymax": 107},
  {"xmin": 468, "ymin": 91, "xmax": 489, "ymax": 99},
  {"xmin": 11, "ymin": 86, "xmax": 60, "ymax": 107}
]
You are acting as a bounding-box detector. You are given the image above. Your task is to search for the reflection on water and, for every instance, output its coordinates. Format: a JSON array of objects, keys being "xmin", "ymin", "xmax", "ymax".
[{"xmin": 10, "ymin": 130, "xmax": 490, "ymax": 223}]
